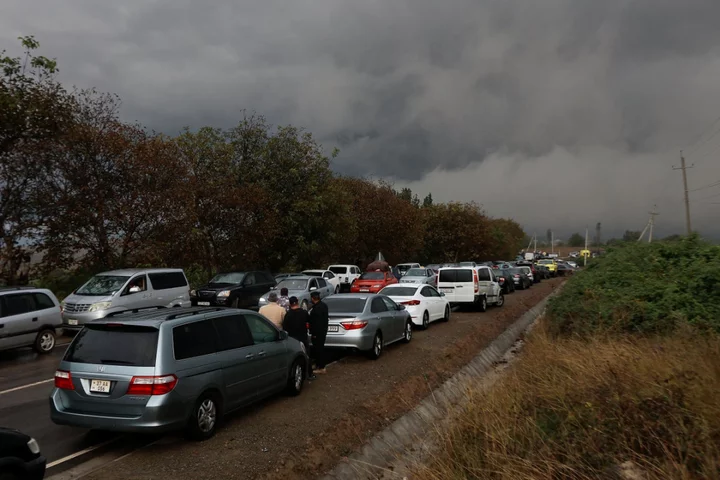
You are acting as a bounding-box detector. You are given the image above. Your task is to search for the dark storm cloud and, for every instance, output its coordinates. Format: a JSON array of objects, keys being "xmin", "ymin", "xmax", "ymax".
[{"xmin": 2, "ymin": 0, "xmax": 720, "ymax": 235}]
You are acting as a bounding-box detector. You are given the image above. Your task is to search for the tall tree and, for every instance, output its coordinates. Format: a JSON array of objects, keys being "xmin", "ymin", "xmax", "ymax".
[
  {"xmin": 422, "ymin": 193, "xmax": 433, "ymax": 207},
  {"xmin": 568, "ymin": 233, "xmax": 584, "ymax": 247}
]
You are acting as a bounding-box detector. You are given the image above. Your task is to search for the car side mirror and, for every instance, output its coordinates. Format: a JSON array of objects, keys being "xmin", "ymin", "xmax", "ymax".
[
  {"xmin": 397, "ymin": 304, "xmax": 406, "ymax": 310},
  {"xmin": 278, "ymin": 330, "xmax": 288, "ymax": 341}
]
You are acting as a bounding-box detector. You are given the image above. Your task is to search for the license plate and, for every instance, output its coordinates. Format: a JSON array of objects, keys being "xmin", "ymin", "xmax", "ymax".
[
  {"xmin": 198, "ymin": 301, "xmax": 210, "ymax": 306},
  {"xmin": 440, "ymin": 288, "xmax": 453, "ymax": 293},
  {"xmin": 327, "ymin": 325, "xmax": 339, "ymax": 332},
  {"xmin": 359, "ymin": 288, "xmax": 369, "ymax": 292},
  {"xmin": 90, "ymin": 379, "xmax": 111, "ymax": 393},
  {"xmin": 67, "ymin": 319, "xmax": 78, "ymax": 325}
]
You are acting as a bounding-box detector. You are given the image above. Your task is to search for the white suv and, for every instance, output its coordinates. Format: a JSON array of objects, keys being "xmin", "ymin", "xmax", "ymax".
[
  {"xmin": 327, "ymin": 265, "xmax": 362, "ymax": 292},
  {"xmin": 436, "ymin": 266, "xmax": 504, "ymax": 311}
]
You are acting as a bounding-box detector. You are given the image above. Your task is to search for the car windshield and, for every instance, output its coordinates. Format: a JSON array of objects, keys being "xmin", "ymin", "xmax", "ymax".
[
  {"xmin": 64, "ymin": 324, "xmax": 159, "ymax": 366},
  {"xmin": 76, "ymin": 275, "xmax": 130, "ymax": 296},
  {"xmin": 405, "ymin": 268, "xmax": 427, "ymax": 277},
  {"xmin": 303, "ymin": 271, "xmax": 323, "ymax": 277},
  {"xmin": 276, "ymin": 279, "xmax": 309, "ymax": 291},
  {"xmin": 210, "ymin": 272, "xmax": 245, "ymax": 284},
  {"xmin": 359, "ymin": 272, "xmax": 385, "ymax": 280},
  {"xmin": 328, "ymin": 267, "xmax": 347, "ymax": 274},
  {"xmin": 324, "ymin": 297, "xmax": 367, "ymax": 314},
  {"xmin": 397, "ymin": 265, "xmax": 414, "ymax": 272},
  {"xmin": 510, "ymin": 268, "xmax": 524, "ymax": 274},
  {"xmin": 380, "ymin": 286, "xmax": 417, "ymax": 296}
]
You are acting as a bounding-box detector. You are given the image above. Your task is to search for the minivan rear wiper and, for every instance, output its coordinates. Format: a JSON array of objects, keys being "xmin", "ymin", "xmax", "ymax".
[{"xmin": 100, "ymin": 359, "xmax": 136, "ymax": 365}]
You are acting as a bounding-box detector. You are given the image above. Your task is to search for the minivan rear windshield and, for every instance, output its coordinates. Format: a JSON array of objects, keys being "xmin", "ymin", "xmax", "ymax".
[
  {"xmin": 76, "ymin": 275, "xmax": 130, "ymax": 296},
  {"xmin": 324, "ymin": 297, "xmax": 367, "ymax": 314},
  {"xmin": 329, "ymin": 267, "xmax": 347, "ymax": 274},
  {"xmin": 439, "ymin": 269, "xmax": 473, "ymax": 283},
  {"xmin": 64, "ymin": 324, "xmax": 159, "ymax": 366}
]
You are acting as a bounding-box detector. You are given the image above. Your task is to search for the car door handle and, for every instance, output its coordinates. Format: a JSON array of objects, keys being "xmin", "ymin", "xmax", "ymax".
[
  {"xmin": 245, "ymin": 354, "xmax": 255, "ymax": 360},
  {"xmin": 257, "ymin": 351, "xmax": 266, "ymax": 357},
  {"xmin": 32, "ymin": 317, "xmax": 38, "ymax": 322}
]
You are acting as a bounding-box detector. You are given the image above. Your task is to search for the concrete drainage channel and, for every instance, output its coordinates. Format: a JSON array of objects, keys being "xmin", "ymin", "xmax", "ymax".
[{"xmin": 318, "ymin": 287, "xmax": 563, "ymax": 480}]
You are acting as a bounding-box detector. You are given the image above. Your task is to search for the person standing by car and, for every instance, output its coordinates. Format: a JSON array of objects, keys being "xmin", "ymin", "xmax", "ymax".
[
  {"xmin": 259, "ymin": 292, "xmax": 286, "ymax": 328},
  {"xmin": 308, "ymin": 291, "xmax": 329, "ymax": 374},
  {"xmin": 277, "ymin": 287, "xmax": 290, "ymax": 311},
  {"xmin": 283, "ymin": 296, "xmax": 313, "ymax": 379}
]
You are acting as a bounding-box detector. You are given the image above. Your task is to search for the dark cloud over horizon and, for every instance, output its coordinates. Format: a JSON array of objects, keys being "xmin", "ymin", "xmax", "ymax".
[{"xmin": 3, "ymin": 0, "xmax": 720, "ymax": 237}]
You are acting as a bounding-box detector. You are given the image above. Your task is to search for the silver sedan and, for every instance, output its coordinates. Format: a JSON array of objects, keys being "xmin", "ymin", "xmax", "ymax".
[
  {"xmin": 399, "ymin": 267, "xmax": 437, "ymax": 286},
  {"xmin": 321, "ymin": 294, "xmax": 413, "ymax": 360},
  {"xmin": 259, "ymin": 276, "xmax": 333, "ymax": 309}
]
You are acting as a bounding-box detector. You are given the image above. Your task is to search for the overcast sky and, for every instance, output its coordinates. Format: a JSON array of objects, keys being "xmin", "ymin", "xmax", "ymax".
[{"xmin": 3, "ymin": 0, "xmax": 720, "ymax": 240}]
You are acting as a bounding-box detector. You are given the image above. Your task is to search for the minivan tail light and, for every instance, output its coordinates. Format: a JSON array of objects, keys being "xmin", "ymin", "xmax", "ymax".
[
  {"xmin": 55, "ymin": 370, "xmax": 74, "ymax": 390},
  {"xmin": 401, "ymin": 300, "xmax": 421, "ymax": 306},
  {"xmin": 127, "ymin": 374, "xmax": 178, "ymax": 396},
  {"xmin": 340, "ymin": 320, "xmax": 368, "ymax": 330},
  {"xmin": 473, "ymin": 271, "xmax": 479, "ymax": 293}
]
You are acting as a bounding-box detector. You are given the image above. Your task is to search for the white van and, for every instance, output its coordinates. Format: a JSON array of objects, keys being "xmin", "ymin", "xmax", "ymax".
[
  {"xmin": 436, "ymin": 266, "xmax": 504, "ymax": 311},
  {"xmin": 61, "ymin": 268, "xmax": 191, "ymax": 331}
]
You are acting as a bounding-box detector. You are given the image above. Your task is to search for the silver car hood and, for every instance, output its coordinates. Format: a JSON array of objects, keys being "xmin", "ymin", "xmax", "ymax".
[
  {"xmin": 260, "ymin": 289, "xmax": 306, "ymax": 300},
  {"xmin": 63, "ymin": 293, "xmax": 114, "ymax": 304}
]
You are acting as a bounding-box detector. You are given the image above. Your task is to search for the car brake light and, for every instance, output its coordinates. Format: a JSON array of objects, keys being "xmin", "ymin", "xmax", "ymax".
[
  {"xmin": 127, "ymin": 374, "xmax": 178, "ymax": 395},
  {"xmin": 401, "ymin": 300, "xmax": 421, "ymax": 306},
  {"xmin": 514, "ymin": 274, "xmax": 520, "ymax": 278},
  {"xmin": 55, "ymin": 370, "xmax": 74, "ymax": 390},
  {"xmin": 340, "ymin": 320, "xmax": 368, "ymax": 330},
  {"xmin": 473, "ymin": 271, "xmax": 479, "ymax": 293}
]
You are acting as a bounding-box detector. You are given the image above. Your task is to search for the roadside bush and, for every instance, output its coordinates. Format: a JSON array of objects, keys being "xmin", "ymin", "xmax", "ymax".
[
  {"xmin": 546, "ymin": 235, "xmax": 720, "ymax": 336},
  {"xmin": 415, "ymin": 326, "xmax": 720, "ymax": 480}
]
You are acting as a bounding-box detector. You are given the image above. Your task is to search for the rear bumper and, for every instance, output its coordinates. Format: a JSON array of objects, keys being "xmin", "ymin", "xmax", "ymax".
[
  {"xmin": 49, "ymin": 390, "xmax": 188, "ymax": 433},
  {"xmin": 324, "ymin": 329, "xmax": 375, "ymax": 351}
]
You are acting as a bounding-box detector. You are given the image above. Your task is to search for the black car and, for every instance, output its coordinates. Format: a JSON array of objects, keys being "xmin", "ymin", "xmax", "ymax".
[
  {"xmin": 534, "ymin": 265, "xmax": 551, "ymax": 280},
  {"xmin": 0, "ymin": 427, "xmax": 46, "ymax": 480},
  {"xmin": 509, "ymin": 268, "xmax": 533, "ymax": 290},
  {"xmin": 495, "ymin": 268, "xmax": 516, "ymax": 294},
  {"xmin": 191, "ymin": 271, "xmax": 276, "ymax": 309}
]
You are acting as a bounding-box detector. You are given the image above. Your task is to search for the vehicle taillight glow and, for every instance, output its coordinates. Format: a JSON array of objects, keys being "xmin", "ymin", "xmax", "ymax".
[
  {"xmin": 54, "ymin": 370, "xmax": 74, "ymax": 390},
  {"xmin": 127, "ymin": 374, "xmax": 178, "ymax": 395},
  {"xmin": 340, "ymin": 320, "xmax": 368, "ymax": 330},
  {"xmin": 473, "ymin": 271, "xmax": 479, "ymax": 293},
  {"xmin": 514, "ymin": 274, "xmax": 520, "ymax": 278},
  {"xmin": 401, "ymin": 300, "xmax": 421, "ymax": 306}
]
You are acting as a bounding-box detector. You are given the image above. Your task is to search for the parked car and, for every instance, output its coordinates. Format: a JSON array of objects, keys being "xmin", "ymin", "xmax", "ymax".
[
  {"xmin": 192, "ymin": 271, "xmax": 275, "ymax": 309},
  {"xmin": 557, "ymin": 263, "xmax": 574, "ymax": 276},
  {"xmin": 327, "ymin": 265, "xmax": 362, "ymax": 292},
  {"xmin": 536, "ymin": 259, "xmax": 558, "ymax": 276},
  {"xmin": 322, "ymin": 294, "xmax": 412, "ymax": 360},
  {"xmin": 515, "ymin": 263, "xmax": 536, "ymax": 283},
  {"xmin": 509, "ymin": 268, "xmax": 533, "ymax": 289},
  {"xmin": 569, "ymin": 251, "xmax": 580, "ymax": 258},
  {"xmin": 425, "ymin": 264, "xmax": 442, "ymax": 274},
  {"xmin": 566, "ymin": 261, "xmax": 578, "ymax": 269},
  {"xmin": 458, "ymin": 261, "xmax": 477, "ymax": 267},
  {"xmin": 379, "ymin": 284, "xmax": 450, "ymax": 329},
  {"xmin": 350, "ymin": 270, "xmax": 398, "ymax": 294},
  {"xmin": 0, "ymin": 287, "xmax": 62, "ymax": 354},
  {"xmin": 399, "ymin": 267, "xmax": 437, "ymax": 286},
  {"xmin": 301, "ymin": 270, "xmax": 340, "ymax": 293},
  {"xmin": 0, "ymin": 427, "xmax": 46, "ymax": 480},
  {"xmin": 62, "ymin": 269, "xmax": 191, "ymax": 331},
  {"xmin": 50, "ymin": 307, "xmax": 308, "ymax": 440},
  {"xmin": 534, "ymin": 265, "xmax": 551, "ymax": 280},
  {"xmin": 436, "ymin": 266, "xmax": 504, "ymax": 311},
  {"xmin": 495, "ymin": 269, "xmax": 516, "ymax": 294},
  {"xmin": 395, "ymin": 263, "xmax": 421, "ymax": 277},
  {"xmin": 258, "ymin": 276, "xmax": 333, "ymax": 310}
]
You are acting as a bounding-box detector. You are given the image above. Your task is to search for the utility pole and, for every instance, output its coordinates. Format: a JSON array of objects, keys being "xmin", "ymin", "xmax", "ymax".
[
  {"xmin": 637, "ymin": 206, "xmax": 660, "ymax": 243},
  {"xmin": 551, "ymin": 231, "xmax": 554, "ymax": 254},
  {"xmin": 584, "ymin": 226, "xmax": 589, "ymax": 266},
  {"xmin": 673, "ymin": 151, "xmax": 694, "ymax": 235},
  {"xmin": 595, "ymin": 222, "xmax": 602, "ymax": 250}
]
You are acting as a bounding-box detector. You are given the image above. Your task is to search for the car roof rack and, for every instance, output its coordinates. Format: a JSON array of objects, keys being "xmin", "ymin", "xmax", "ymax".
[
  {"xmin": 165, "ymin": 307, "xmax": 225, "ymax": 321},
  {"xmin": 106, "ymin": 306, "xmax": 168, "ymax": 317}
]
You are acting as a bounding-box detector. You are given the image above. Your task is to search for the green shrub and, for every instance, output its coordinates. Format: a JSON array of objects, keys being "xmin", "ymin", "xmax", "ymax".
[{"xmin": 547, "ymin": 234, "xmax": 720, "ymax": 336}]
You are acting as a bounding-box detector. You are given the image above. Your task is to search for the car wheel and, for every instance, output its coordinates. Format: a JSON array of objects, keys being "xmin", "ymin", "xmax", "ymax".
[
  {"xmin": 422, "ymin": 311, "xmax": 430, "ymax": 330},
  {"xmin": 496, "ymin": 293, "xmax": 505, "ymax": 307},
  {"xmin": 186, "ymin": 392, "xmax": 221, "ymax": 441},
  {"xmin": 478, "ymin": 296, "xmax": 488, "ymax": 312},
  {"xmin": 34, "ymin": 329, "xmax": 55, "ymax": 354},
  {"xmin": 367, "ymin": 331, "xmax": 383, "ymax": 360},
  {"xmin": 285, "ymin": 358, "xmax": 305, "ymax": 396},
  {"xmin": 442, "ymin": 305, "xmax": 450, "ymax": 322},
  {"xmin": 301, "ymin": 300, "xmax": 309, "ymax": 311},
  {"xmin": 402, "ymin": 321, "xmax": 413, "ymax": 343}
]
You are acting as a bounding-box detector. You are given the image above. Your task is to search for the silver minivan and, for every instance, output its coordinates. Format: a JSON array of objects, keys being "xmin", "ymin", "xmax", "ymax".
[
  {"xmin": 50, "ymin": 307, "xmax": 308, "ymax": 439},
  {"xmin": 0, "ymin": 287, "xmax": 63, "ymax": 354},
  {"xmin": 61, "ymin": 269, "xmax": 191, "ymax": 331}
]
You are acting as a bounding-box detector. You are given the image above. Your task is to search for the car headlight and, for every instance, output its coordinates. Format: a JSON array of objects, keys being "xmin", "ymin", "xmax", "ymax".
[
  {"xmin": 217, "ymin": 290, "xmax": 231, "ymax": 297},
  {"xmin": 259, "ymin": 297, "xmax": 268, "ymax": 304},
  {"xmin": 27, "ymin": 438, "xmax": 40, "ymax": 455},
  {"xmin": 89, "ymin": 302, "xmax": 111, "ymax": 312},
  {"xmin": 373, "ymin": 285, "xmax": 382, "ymax": 288}
]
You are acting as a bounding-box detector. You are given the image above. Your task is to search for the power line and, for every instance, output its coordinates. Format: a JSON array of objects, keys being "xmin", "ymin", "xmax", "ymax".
[
  {"xmin": 684, "ymin": 116, "xmax": 720, "ymax": 158},
  {"xmin": 689, "ymin": 180, "xmax": 720, "ymax": 192}
]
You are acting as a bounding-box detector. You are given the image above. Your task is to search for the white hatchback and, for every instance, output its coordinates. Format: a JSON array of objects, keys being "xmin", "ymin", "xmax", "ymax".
[{"xmin": 379, "ymin": 284, "xmax": 450, "ymax": 329}]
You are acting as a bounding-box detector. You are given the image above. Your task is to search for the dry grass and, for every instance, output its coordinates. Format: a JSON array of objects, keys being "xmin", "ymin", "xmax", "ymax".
[{"xmin": 414, "ymin": 323, "xmax": 720, "ymax": 480}]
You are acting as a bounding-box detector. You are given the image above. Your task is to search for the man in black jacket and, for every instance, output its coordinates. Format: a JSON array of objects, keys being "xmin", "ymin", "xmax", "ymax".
[
  {"xmin": 282, "ymin": 296, "xmax": 313, "ymax": 379},
  {"xmin": 308, "ymin": 291, "xmax": 329, "ymax": 374}
]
